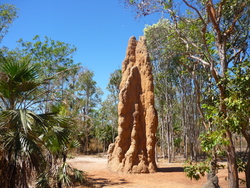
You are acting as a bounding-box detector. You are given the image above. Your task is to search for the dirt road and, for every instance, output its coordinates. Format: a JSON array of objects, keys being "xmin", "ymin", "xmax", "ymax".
[{"xmin": 68, "ymin": 155, "xmax": 245, "ymax": 188}]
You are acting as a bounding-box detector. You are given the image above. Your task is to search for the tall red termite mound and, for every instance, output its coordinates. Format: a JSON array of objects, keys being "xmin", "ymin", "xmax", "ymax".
[{"xmin": 108, "ymin": 36, "xmax": 158, "ymax": 173}]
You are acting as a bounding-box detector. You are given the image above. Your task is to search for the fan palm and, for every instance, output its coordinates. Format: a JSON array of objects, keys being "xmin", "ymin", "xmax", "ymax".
[
  {"xmin": 0, "ymin": 55, "xmax": 77, "ymax": 188},
  {"xmin": 36, "ymin": 114, "xmax": 85, "ymax": 188}
]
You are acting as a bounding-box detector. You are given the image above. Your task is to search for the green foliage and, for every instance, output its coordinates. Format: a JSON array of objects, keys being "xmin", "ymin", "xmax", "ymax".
[
  {"xmin": 0, "ymin": 56, "xmax": 52, "ymax": 186},
  {"xmin": 4, "ymin": 36, "xmax": 81, "ymax": 115},
  {"xmin": 142, "ymin": 1, "xmax": 250, "ymax": 186},
  {"xmin": 36, "ymin": 162, "xmax": 85, "ymax": 188},
  {"xmin": 56, "ymin": 162, "xmax": 85, "ymax": 187},
  {"xmin": 174, "ymin": 137, "xmax": 182, "ymax": 148},
  {"xmin": 0, "ymin": 4, "xmax": 18, "ymax": 42},
  {"xmin": 16, "ymin": 35, "xmax": 78, "ymax": 87},
  {"xmin": 184, "ymin": 161, "xmax": 210, "ymax": 181},
  {"xmin": 93, "ymin": 94, "xmax": 118, "ymax": 150},
  {"xmin": 224, "ymin": 59, "xmax": 250, "ymax": 133},
  {"xmin": 0, "ymin": 54, "xmax": 87, "ymax": 187},
  {"xmin": 3, "ymin": 35, "xmax": 104, "ymax": 155},
  {"xmin": 107, "ymin": 69, "xmax": 122, "ymax": 99},
  {"xmin": 184, "ymin": 160, "xmax": 226, "ymax": 181},
  {"xmin": 0, "ymin": 55, "xmax": 41, "ymax": 109},
  {"xmin": 95, "ymin": 124, "xmax": 116, "ymax": 148},
  {"xmin": 0, "ymin": 5, "xmax": 103, "ymax": 185},
  {"xmin": 145, "ymin": 17, "xmax": 205, "ymax": 163},
  {"xmin": 199, "ymin": 130, "xmax": 228, "ymax": 154},
  {"xmin": 75, "ymin": 69, "xmax": 102, "ymax": 113},
  {"xmin": 237, "ymin": 158, "xmax": 247, "ymax": 173}
]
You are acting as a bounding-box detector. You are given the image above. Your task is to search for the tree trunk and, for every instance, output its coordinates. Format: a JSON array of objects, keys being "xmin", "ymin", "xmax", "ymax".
[
  {"xmin": 172, "ymin": 134, "xmax": 175, "ymax": 161},
  {"xmin": 226, "ymin": 130, "xmax": 239, "ymax": 188},
  {"xmin": 161, "ymin": 117, "xmax": 166, "ymax": 159},
  {"xmin": 184, "ymin": 134, "xmax": 188, "ymax": 160},
  {"xmin": 246, "ymin": 151, "xmax": 250, "ymax": 188},
  {"xmin": 217, "ymin": 40, "xmax": 239, "ymax": 187},
  {"xmin": 190, "ymin": 142, "xmax": 194, "ymax": 161},
  {"xmin": 167, "ymin": 122, "xmax": 171, "ymax": 163},
  {"xmin": 241, "ymin": 129, "xmax": 250, "ymax": 188}
]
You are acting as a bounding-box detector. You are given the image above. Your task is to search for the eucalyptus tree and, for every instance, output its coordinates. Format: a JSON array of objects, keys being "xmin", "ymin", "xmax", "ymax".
[
  {"xmin": 0, "ymin": 4, "xmax": 18, "ymax": 43},
  {"xmin": 104, "ymin": 69, "xmax": 121, "ymax": 142},
  {"xmin": 94, "ymin": 96, "xmax": 118, "ymax": 152},
  {"xmin": 107, "ymin": 69, "xmax": 122, "ymax": 105},
  {"xmin": 124, "ymin": 0, "xmax": 250, "ymax": 187},
  {"xmin": 12, "ymin": 35, "xmax": 79, "ymax": 113},
  {"xmin": 148, "ymin": 43, "xmax": 183, "ymax": 162},
  {"xmin": 75, "ymin": 69, "xmax": 102, "ymax": 117},
  {"xmin": 94, "ymin": 69, "xmax": 122, "ymax": 151},
  {"xmin": 144, "ymin": 20, "xmax": 205, "ymax": 162},
  {"xmin": 72, "ymin": 68, "xmax": 103, "ymax": 153}
]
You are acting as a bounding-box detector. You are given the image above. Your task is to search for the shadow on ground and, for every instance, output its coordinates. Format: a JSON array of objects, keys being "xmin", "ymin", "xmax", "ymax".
[
  {"xmin": 157, "ymin": 167, "xmax": 184, "ymax": 173},
  {"xmin": 88, "ymin": 175, "xmax": 129, "ymax": 188}
]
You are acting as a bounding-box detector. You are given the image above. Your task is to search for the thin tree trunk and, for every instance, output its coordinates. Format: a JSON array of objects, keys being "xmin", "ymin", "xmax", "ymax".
[
  {"xmin": 161, "ymin": 117, "xmax": 166, "ymax": 159},
  {"xmin": 167, "ymin": 122, "xmax": 171, "ymax": 163},
  {"xmin": 155, "ymin": 145, "xmax": 158, "ymax": 163},
  {"xmin": 172, "ymin": 134, "xmax": 175, "ymax": 161},
  {"xmin": 185, "ymin": 134, "xmax": 188, "ymax": 160}
]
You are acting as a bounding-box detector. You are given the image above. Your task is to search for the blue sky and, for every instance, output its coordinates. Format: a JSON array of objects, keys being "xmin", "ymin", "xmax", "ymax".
[{"xmin": 1, "ymin": 0, "xmax": 161, "ymax": 99}]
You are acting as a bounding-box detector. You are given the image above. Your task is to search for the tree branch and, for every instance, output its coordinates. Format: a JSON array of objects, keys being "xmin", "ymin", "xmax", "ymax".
[
  {"xmin": 225, "ymin": 1, "xmax": 247, "ymax": 37},
  {"xmin": 182, "ymin": 0, "xmax": 207, "ymax": 26},
  {"xmin": 206, "ymin": 0, "xmax": 222, "ymax": 42},
  {"xmin": 216, "ymin": 0, "xmax": 226, "ymax": 23},
  {"xmin": 189, "ymin": 55, "xmax": 210, "ymax": 66}
]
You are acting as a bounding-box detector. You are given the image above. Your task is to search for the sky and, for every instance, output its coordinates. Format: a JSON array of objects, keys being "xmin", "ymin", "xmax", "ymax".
[{"xmin": 1, "ymin": 0, "xmax": 161, "ymax": 99}]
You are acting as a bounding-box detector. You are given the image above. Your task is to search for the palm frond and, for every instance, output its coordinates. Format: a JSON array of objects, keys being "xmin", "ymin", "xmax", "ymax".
[
  {"xmin": 51, "ymin": 126, "xmax": 71, "ymax": 146},
  {"xmin": 0, "ymin": 55, "xmax": 38, "ymax": 83},
  {"xmin": 20, "ymin": 109, "xmax": 32, "ymax": 134},
  {"xmin": 0, "ymin": 109, "xmax": 46, "ymax": 133},
  {"xmin": 68, "ymin": 139, "xmax": 81, "ymax": 149},
  {"xmin": 0, "ymin": 54, "xmax": 80, "ymax": 187},
  {"xmin": 19, "ymin": 132, "xmax": 44, "ymax": 171},
  {"xmin": 57, "ymin": 162, "xmax": 72, "ymax": 187},
  {"xmin": 0, "ymin": 55, "xmax": 42, "ymax": 109},
  {"xmin": 0, "ymin": 110, "xmax": 19, "ymax": 126},
  {"xmin": 36, "ymin": 172, "xmax": 50, "ymax": 188},
  {"xmin": 73, "ymin": 168, "xmax": 85, "ymax": 184},
  {"xmin": 2, "ymin": 131, "xmax": 17, "ymax": 152},
  {"xmin": 26, "ymin": 110, "xmax": 47, "ymax": 131}
]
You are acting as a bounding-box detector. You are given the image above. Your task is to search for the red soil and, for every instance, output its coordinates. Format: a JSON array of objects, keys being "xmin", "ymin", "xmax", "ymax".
[{"xmin": 68, "ymin": 155, "xmax": 246, "ymax": 188}]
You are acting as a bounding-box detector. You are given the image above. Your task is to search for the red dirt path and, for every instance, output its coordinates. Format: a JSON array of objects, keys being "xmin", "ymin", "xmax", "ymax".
[{"xmin": 68, "ymin": 155, "xmax": 245, "ymax": 188}]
